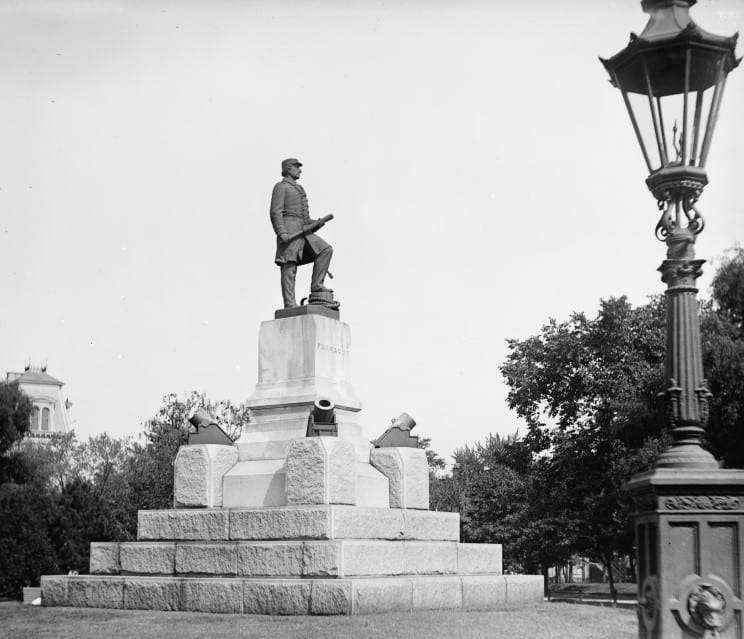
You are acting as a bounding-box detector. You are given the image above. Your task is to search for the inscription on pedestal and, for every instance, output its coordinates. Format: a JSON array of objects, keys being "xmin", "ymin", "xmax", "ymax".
[{"xmin": 317, "ymin": 342, "xmax": 350, "ymax": 356}]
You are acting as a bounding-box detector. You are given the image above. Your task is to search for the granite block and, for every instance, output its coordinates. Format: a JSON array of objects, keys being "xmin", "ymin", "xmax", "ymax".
[
  {"xmin": 286, "ymin": 438, "xmax": 357, "ymax": 506},
  {"xmin": 352, "ymin": 578, "xmax": 412, "ymax": 614},
  {"xmin": 123, "ymin": 578, "xmax": 180, "ymax": 610},
  {"xmin": 286, "ymin": 439, "xmax": 326, "ymax": 505},
  {"xmin": 302, "ymin": 541, "xmax": 340, "ymax": 577},
  {"xmin": 356, "ymin": 463, "xmax": 390, "ymax": 508},
  {"xmin": 40, "ymin": 576, "xmax": 69, "ymax": 606},
  {"xmin": 138, "ymin": 509, "xmax": 229, "ymax": 541},
  {"xmin": 175, "ymin": 543, "xmax": 237, "ymax": 575},
  {"xmin": 90, "ymin": 542, "xmax": 120, "ymax": 574},
  {"xmin": 67, "ymin": 577, "xmax": 124, "ymax": 609},
  {"xmin": 505, "ymin": 574, "xmax": 544, "ymax": 603},
  {"xmin": 222, "ymin": 459, "xmax": 287, "ymax": 508},
  {"xmin": 400, "ymin": 448, "xmax": 429, "ymax": 510},
  {"xmin": 243, "ymin": 581, "xmax": 311, "ymax": 615},
  {"xmin": 457, "ymin": 543, "xmax": 502, "ymax": 574},
  {"xmin": 310, "ymin": 581, "xmax": 351, "ymax": 615},
  {"xmin": 342, "ymin": 540, "xmax": 404, "ymax": 576},
  {"xmin": 332, "ymin": 506, "xmax": 404, "ymax": 539},
  {"xmin": 462, "ymin": 576, "xmax": 507, "ymax": 609},
  {"xmin": 370, "ymin": 449, "xmax": 403, "ymax": 506},
  {"xmin": 327, "ymin": 439, "xmax": 356, "ymax": 505},
  {"xmin": 120, "ymin": 543, "xmax": 175, "ymax": 574},
  {"xmin": 173, "ymin": 446, "xmax": 209, "ymax": 507},
  {"xmin": 180, "ymin": 579, "xmax": 243, "ymax": 613},
  {"xmin": 370, "ymin": 448, "xmax": 428, "ymax": 509},
  {"xmin": 174, "ymin": 444, "xmax": 239, "ymax": 509},
  {"xmin": 237, "ymin": 542, "xmax": 303, "ymax": 576},
  {"xmin": 209, "ymin": 446, "xmax": 239, "ymax": 507},
  {"xmin": 403, "ymin": 510, "xmax": 459, "ymax": 541},
  {"xmin": 230, "ymin": 507, "xmax": 331, "ymax": 540},
  {"xmin": 404, "ymin": 542, "xmax": 457, "ymax": 574},
  {"xmin": 411, "ymin": 577, "xmax": 462, "ymax": 610}
]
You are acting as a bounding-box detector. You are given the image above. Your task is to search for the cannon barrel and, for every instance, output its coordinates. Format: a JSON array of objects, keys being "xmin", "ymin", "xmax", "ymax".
[{"xmin": 313, "ymin": 398, "xmax": 336, "ymax": 424}]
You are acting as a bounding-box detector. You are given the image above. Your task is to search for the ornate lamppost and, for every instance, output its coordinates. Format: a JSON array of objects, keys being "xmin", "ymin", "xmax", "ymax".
[{"xmin": 601, "ymin": 1, "xmax": 741, "ymax": 637}]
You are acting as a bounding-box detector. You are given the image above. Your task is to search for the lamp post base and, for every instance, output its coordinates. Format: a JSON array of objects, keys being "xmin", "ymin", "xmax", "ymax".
[
  {"xmin": 653, "ymin": 444, "xmax": 719, "ymax": 470},
  {"xmin": 627, "ymin": 468, "xmax": 744, "ymax": 639}
]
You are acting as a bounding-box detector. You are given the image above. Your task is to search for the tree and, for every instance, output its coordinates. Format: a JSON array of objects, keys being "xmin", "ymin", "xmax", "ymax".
[
  {"xmin": 49, "ymin": 477, "xmax": 117, "ymax": 574},
  {"xmin": 703, "ymin": 246, "xmax": 744, "ymax": 468},
  {"xmin": 19, "ymin": 432, "xmax": 81, "ymax": 491},
  {"xmin": 501, "ymin": 296, "xmax": 666, "ymax": 443},
  {"xmin": 130, "ymin": 391, "xmax": 251, "ymax": 511},
  {"xmin": 0, "ymin": 381, "xmax": 33, "ymax": 483},
  {"xmin": 499, "ymin": 295, "xmax": 669, "ymax": 600},
  {"xmin": 0, "ymin": 389, "xmax": 256, "ymax": 597},
  {"xmin": 418, "ymin": 436, "xmax": 446, "ymax": 476},
  {"xmin": 0, "ymin": 481, "xmax": 59, "ymax": 597},
  {"xmin": 74, "ymin": 434, "xmax": 138, "ymax": 539},
  {"xmin": 710, "ymin": 245, "xmax": 744, "ymax": 329},
  {"xmin": 450, "ymin": 432, "xmax": 579, "ymax": 596},
  {"xmin": 0, "ymin": 381, "xmax": 32, "ymax": 453}
]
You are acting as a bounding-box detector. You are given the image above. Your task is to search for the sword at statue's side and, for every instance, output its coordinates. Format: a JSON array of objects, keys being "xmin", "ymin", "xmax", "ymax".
[{"xmin": 286, "ymin": 214, "xmax": 334, "ymax": 242}]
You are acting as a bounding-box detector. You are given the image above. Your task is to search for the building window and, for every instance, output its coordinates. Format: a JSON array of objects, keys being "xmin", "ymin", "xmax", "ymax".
[
  {"xmin": 41, "ymin": 408, "xmax": 50, "ymax": 431},
  {"xmin": 31, "ymin": 406, "xmax": 40, "ymax": 430}
]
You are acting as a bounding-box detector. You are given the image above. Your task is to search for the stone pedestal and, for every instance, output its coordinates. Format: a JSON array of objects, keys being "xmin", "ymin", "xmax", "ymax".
[
  {"xmin": 628, "ymin": 469, "xmax": 744, "ymax": 639},
  {"xmin": 174, "ymin": 445, "xmax": 238, "ymax": 508},
  {"xmin": 371, "ymin": 447, "xmax": 429, "ymax": 509},
  {"xmin": 285, "ymin": 437, "xmax": 356, "ymax": 505},
  {"xmin": 39, "ymin": 311, "xmax": 544, "ymax": 614},
  {"xmin": 224, "ymin": 313, "xmax": 390, "ymax": 508}
]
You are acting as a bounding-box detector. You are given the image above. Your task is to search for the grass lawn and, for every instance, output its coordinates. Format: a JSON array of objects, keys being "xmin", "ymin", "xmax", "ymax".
[{"xmin": 1, "ymin": 602, "xmax": 637, "ymax": 639}]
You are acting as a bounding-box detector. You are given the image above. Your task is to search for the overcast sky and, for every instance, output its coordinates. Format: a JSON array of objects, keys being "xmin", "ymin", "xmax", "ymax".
[{"xmin": 1, "ymin": 0, "xmax": 742, "ymax": 463}]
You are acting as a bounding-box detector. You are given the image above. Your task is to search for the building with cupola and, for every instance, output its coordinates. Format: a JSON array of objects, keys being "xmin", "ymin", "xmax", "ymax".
[{"xmin": 5, "ymin": 364, "xmax": 71, "ymax": 439}]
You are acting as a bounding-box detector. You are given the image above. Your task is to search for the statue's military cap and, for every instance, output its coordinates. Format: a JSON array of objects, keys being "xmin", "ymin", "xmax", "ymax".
[{"xmin": 281, "ymin": 158, "xmax": 303, "ymax": 171}]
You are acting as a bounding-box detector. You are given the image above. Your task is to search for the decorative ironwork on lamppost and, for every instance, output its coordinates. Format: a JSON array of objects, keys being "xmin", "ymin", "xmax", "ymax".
[{"xmin": 601, "ymin": 0, "xmax": 740, "ymax": 470}]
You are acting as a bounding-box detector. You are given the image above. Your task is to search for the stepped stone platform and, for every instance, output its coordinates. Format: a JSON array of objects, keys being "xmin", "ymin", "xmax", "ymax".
[
  {"xmin": 41, "ymin": 506, "xmax": 542, "ymax": 614},
  {"xmin": 40, "ymin": 311, "xmax": 543, "ymax": 614},
  {"xmin": 41, "ymin": 574, "xmax": 542, "ymax": 615}
]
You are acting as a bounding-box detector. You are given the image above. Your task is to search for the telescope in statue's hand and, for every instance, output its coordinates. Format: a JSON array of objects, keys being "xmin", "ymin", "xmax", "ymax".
[{"xmin": 286, "ymin": 214, "xmax": 334, "ymax": 242}]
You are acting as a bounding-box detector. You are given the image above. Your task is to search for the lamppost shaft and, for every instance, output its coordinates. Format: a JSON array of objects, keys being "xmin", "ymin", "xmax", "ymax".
[{"xmin": 654, "ymin": 228, "xmax": 716, "ymax": 469}]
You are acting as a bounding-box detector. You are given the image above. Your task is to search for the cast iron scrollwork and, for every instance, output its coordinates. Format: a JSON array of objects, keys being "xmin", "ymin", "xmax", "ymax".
[
  {"xmin": 654, "ymin": 193, "xmax": 705, "ymax": 242},
  {"xmin": 655, "ymin": 199, "xmax": 674, "ymax": 241},
  {"xmin": 684, "ymin": 198, "xmax": 705, "ymax": 236}
]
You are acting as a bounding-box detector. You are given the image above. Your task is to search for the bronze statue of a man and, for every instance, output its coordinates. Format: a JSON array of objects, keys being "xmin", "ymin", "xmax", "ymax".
[{"xmin": 270, "ymin": 159, "xmax": 333, "ymax": 309}]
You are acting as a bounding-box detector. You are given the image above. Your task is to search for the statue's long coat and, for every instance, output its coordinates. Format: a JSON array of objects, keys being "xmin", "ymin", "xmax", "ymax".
[{"xmin": 269, "ymin": 177, "xmax": 330, "ymax": 266}]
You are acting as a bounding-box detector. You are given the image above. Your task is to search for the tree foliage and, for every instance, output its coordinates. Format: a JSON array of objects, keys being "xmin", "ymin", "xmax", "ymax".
[
  {"xmin": 452, "ymin": 251, "xmax": 744, "ymax": 598},
  {"xmin": 0, "ymin": 389, "xmax": 249, "ymax": 597},
  {"xmin": 703, "ymin": 246, "xmax": 744, "ymax": 468},
  {"xmin": 0, "ymin": 487, "xmax": 59, "ymax": 596},
  {"xmin": 711, "ymin": 245, "xmax": 744, "ymax": 329},
  {"xmin": 0, "ymin": 381, "xmax": 33, "ymax": 484},
  {"xmin": 0, "ymin": 381, "xmax": 32, "ymax": 454},
  {"xmin": 418, "ymin": 436, "xmax": 446, "ymax": 476},
  {"xmin": 129, "ymin": 391, "xmax": 251, "ymax": 510}
]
